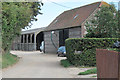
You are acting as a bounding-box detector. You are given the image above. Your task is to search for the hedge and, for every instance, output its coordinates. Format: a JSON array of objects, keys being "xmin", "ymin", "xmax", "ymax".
[{"xmin": 65, "ymin": 38, "xmax": 118, "ymax": 67}]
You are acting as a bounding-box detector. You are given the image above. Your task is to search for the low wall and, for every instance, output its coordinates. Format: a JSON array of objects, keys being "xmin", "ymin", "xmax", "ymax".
[{"xmin": 11, "ymin": 43, "xmax": 36, "ymax": 51}]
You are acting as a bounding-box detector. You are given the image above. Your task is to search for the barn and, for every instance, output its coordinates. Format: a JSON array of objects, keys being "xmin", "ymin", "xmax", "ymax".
[
  {"xmin": 11, "ymin": 27, "xmax": 45, "ymax": 51},
  {"xmin": 43, "ymin": 1, "xmax": 109, "ymax": 53},
  {"xmin": 11, "ymin": 1, "xmax": 109, "ymax": 52}
]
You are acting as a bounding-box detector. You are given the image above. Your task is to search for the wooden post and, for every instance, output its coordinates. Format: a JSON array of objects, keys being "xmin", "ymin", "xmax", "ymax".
[
  {"xmin": 23, "ymin": 35, "xmax": 25, "ymax": 51},
  {"xmin": 26, "ymin": 34, "xmax": 28, "ymax": 43},
  {"xmin": 30, "ymin": 34, "xmax": 33, "ymax": 43},
  {"xmin": 26, "ymin": 34, "xmax": 28, "ymax": 51},
  {"xmin": 20, "ymin": 35, "xmax": 21, "ymax": 50},
  {"xmin": 34, "ymin": 33, "xmax": 36, "ymax": 51}
]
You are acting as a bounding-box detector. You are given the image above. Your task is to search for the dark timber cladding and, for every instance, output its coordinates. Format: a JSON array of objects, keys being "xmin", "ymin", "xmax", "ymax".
[
  {"xmin": 44, "ymin": 31, "xmax": 59, "ymax": 53},
  {"xmin": 11, "ymin": 27, "xmax": 45, "ymax": 51},
  {"xmin": 44, "ymin": 1, "xmax": 109, "ymax": 53}
]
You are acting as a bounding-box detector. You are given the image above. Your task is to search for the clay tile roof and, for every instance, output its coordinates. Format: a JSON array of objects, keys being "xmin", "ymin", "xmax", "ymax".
[{"xmin": 45, "ymin": 1, "xmax": 109, "ymax": 31}]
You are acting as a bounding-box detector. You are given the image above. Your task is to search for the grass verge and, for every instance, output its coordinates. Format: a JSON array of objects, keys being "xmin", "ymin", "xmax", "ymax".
[
  {"xmin": 60, "ymin": 59, "xmax": 72, "ymax": 67},
  {"xmin": 91, "ymin": 75, "xmax": 97, "ymax": 78},
  {"xmin": 78, "ymin": 68, "xmax": 97, "ymax": 75},
  {"xmin": 2, "ymin": 52, "xmax": 19, "ymax": 69}
]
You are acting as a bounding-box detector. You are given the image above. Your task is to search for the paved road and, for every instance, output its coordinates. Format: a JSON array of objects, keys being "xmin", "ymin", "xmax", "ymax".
[{"xmin": 2, "ymin": 51, "xmax": 97, "ymax": 78}]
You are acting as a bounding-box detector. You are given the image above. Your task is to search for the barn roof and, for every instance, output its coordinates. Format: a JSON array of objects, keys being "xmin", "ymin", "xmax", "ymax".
[
  {"xmin": 45, "ymin": 1, "xmax": 109, "ymax": 31},
  {"xmin": 21, "ymin": 27, "xmax": 46, "ymax": 34}
]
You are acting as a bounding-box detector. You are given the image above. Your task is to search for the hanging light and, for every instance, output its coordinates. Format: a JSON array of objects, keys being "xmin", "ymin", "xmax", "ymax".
[{"xmin": 51, "ymin": 31, "xmax": 55, "ymax": 34}]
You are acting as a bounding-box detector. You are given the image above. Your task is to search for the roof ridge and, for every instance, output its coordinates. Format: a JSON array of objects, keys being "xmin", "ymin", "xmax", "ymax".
[
  {"xmin": 45, "ymin": 1, "xmax": 109, "ymax": 31},
  {"xmin": 64, "ymin": 1, "xmax": 102, "ymax": 13},
  {"xmin": 53, "ymin": 1, "xmax": 102, "ymax": 24}
]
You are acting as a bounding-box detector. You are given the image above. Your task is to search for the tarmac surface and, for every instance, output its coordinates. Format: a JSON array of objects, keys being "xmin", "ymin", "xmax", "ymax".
[{"xmin": 2, "ymin": 51, "xmax": 97, "ymax": 78}]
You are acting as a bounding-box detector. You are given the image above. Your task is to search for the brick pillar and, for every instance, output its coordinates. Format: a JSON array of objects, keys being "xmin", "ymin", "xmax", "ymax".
[{"xmin": 96, "ymin": 49, "xmax": 120, "ymax": 79}]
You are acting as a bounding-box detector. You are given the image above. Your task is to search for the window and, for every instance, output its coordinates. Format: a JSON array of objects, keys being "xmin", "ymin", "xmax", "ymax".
[{"xmin": 73, "ymin": 14, "xmax": 79, "ymax": 19}]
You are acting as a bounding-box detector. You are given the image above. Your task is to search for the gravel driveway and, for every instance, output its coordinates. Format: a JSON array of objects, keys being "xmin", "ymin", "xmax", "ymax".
[{"xmin": 2, "ymin": 51, "xmax": 97, "ymax": 78}]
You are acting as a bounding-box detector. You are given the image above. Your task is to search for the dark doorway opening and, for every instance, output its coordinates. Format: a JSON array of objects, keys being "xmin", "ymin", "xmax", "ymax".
[
  {"xmin": 36, "ymin": 32, "xmax": 44, "ymax": 50},
  {"xmin": 21, "ymin": 35, "xmax": 23, "ymax": 43},
  {"xmin": 28, "ymin": 34, "xmax": 30, "ymax": 43},
  {"xmin": 59, "ymin": 29, "xmax": 69, "ymax": 47},
  {"xmin": 25, "ymin": 34, "xmax": 27, "ymax": 43}
]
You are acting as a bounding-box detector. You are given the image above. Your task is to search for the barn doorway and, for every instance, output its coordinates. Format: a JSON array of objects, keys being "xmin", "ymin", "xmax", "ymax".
[
  {"xmin": 59, "ymin": 29, "xmax": 69, "ymax": 47},
  {"xmin": 36, "ymin": 32, "xmax": 44, "ymax": 50}
]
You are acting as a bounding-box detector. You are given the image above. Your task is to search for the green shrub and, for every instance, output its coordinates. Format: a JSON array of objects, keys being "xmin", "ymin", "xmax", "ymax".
[
  {"xmin": 65, "ymin": 38, "xmax": 118, "ymax": 67},
  {"xmin": 78, "ymin": 68, "xmax": 97, "ymax": 75},
  {"xmin": 107, "ymin": 48, "xmax": 120, "ymax": 52},
  {"xmin": 60, "ymin": 59, "xmax": 72, "ymax": 67}
]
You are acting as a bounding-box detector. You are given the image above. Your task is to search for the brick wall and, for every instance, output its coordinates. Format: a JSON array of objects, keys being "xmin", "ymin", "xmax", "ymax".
[{"xmin": 96, "ymin": 49, "xmax": 120, "ymax": 79}]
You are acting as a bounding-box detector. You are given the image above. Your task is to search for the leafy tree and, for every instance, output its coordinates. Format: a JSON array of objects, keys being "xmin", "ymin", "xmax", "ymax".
[
  {"xmin": 2, "ymin": 2, "xmax": 43, "ymax": 53},
  {"xmin": 85, "ymin": 4, "xmax": 119, "ymax": 38}
]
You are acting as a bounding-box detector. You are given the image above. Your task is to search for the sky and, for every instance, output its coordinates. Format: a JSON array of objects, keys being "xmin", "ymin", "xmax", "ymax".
[{"xmin": 23, "ymin": 0, "xmax": 120, "ymax": 31}]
